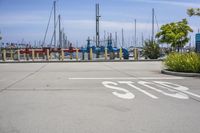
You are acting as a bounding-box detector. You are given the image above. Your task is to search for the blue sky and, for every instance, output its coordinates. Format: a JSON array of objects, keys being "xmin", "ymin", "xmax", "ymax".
[{"xmin": 0, "ymin": 0, "xmax": 200, "ymax": 47}]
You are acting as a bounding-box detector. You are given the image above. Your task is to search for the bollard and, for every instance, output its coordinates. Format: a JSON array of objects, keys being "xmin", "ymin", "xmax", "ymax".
[
  {"xmin": 90, "ymin": 48, "xmax": 93, "ymax": 61},
  {"xmin": 27, "ymin": 53, "xmax": 29, "ymax": 61},
  {"xmin": 17, "ymin": 49, "xmax": 20, "ymax": 61},
  {"xmin": 47, "ymin": 49, "xmax": 50, "ymax": 61},
  {"xmin": 3, "ymin": 49, "xmax": 6, "ymax": 61},
  {"xmin": 88, "ymin": 52, "xmax": 90, "ymax": 60},
  {"xmin": 70, "ymin": 53, "xmax": 72, "ymax": 60},
  {"xmin": 36, "ymin": 53, "xmax": 39, "ymax": 60},
  {"xmin": 110, "ymin": 52, "xmax": 114, "ymax": 60},
  {"xmin": 105, "ymin": 48, "xmax": 108, "ymax": 60},
  {"xmin": 119, "ymin": 48, "xmax": 123, "ymax": 60},
  {"xmin": 134, "ymin": 48, "xmax": 138, "ymax": 61},
  {"xmin": 32, "ymin": 49, "xmax": 35, "ymax": 61},
  {"xmin": 50, "ymin": 52, "xmax": 52, "ymax": 60},
  {"xmin": 76, "ymin": 49, "xmax": 79, "ymax": 61},
  {"xmin": 82, "ymin": 52, "xmax": 85, "ymax": 60},
  {"xmin": 61, "ymin": 49, "xmax": 64, "ymax": 61},
  {"xmin": 23, "ymin": 53, "xmax": 26, "ymax": 60},
  {"xmin": 10, "ymin": 49, "xmax": 14, "ymax": 60},
  {"xmin": 43, "ymin": 53, "xmax": 46, "ymax": 60}
]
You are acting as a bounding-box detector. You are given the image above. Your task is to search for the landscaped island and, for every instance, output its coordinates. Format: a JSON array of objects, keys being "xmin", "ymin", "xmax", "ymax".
[{"xmin": 164, "ymin": 52, "xmax": 200, "ymax": 73}]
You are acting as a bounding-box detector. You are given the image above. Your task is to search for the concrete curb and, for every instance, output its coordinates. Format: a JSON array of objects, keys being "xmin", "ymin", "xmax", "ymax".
[
  {"xmin": 0, "ymin": 59, "xmax": 163, "ymax": 64},
  {"xmin": 161, "ymin": 69, "xmax": 200, "ymax": 77}
]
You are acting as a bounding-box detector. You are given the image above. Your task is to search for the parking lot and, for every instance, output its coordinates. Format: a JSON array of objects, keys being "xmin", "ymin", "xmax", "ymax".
[{"xmin": 0, "ymin": 62, "xmax": 200, "ymax": 133}]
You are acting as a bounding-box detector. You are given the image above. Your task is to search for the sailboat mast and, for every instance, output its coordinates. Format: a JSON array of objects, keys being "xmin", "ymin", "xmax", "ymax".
[
  {"xmin": 54, "ymin": 1, "xmax": 56, "ymax": 47},
  {"xmin": 142, "ymin": 32, "xmax": 144, "ymax": 46},
  {"xmin": 58, "ymin": 14, "xmax": 62, "ymax": 48},
  {"xmin": 115, "ymin": 32, "xmax": 118, "ymax": 48},
  {"xmin": 134, "ymin": 19, "xmax": 137, "ymax": 47},
  {"xmin": 96, "ymin": 3, "xmax": 100, "ymax": 47},
  {"xmin": 122, "ymin": 28, "xmax": 124, "ymax": 47},
  {"xmin": 152, "ymin": 8, "xmax": 155, "ymax": 42}
]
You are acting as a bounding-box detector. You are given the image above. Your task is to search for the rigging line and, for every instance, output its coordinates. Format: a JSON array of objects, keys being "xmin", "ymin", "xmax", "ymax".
[
  {"xmin": 155, "ymin": 14, "xmax": 160, "ymax": 32},
  {"xmin": 42, "ymin": 4, "xmax": 54, "ymax": 47},
  {"xmin": 143, "ymin": 11, "xmax": 152, "ymax": 41},
  {"xmin": 50, "ymin": 18, "xmax": 59, "ymax": 47},
  {"xmin": 155, "ymin": 14, "xmax": 160, "ymax": 42}
]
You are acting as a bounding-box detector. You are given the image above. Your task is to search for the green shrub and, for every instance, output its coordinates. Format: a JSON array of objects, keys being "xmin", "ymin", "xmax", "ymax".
[
  {"xmin": 164, "ymin": 52, "xmax": 200, "ymax": 73},
  {"xmin": 143, "ymin": 40, "xmax": 160, "ymax": 59}
]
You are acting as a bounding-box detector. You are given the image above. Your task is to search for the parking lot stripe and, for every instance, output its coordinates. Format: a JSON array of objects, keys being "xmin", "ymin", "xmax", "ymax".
[{"xmin": 69, "ymin": 77, "xmax": 184, "ymax": 80}]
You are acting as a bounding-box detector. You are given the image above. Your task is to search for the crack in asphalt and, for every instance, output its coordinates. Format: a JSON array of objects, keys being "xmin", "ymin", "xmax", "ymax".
[
  {"xmin": 0, "ymin": 64, "xmax": 48, "ymax": 93},
  {"xmin": 103, "ymin": 63, "xmax": 137, "ymax": 78}
]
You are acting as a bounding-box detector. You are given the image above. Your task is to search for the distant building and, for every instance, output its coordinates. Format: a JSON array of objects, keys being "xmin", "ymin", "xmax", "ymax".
[{"xmin": 196, "ymin": 33, "xmax": 200, "ymax": 53}]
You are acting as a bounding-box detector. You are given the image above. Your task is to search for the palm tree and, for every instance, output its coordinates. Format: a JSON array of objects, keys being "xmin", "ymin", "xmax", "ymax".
[{"xmin": 187, "ymin": 8, "xmax": 200, "ymax": 17}]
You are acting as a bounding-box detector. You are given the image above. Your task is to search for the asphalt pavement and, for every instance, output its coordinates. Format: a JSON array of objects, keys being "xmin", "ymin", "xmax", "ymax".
[{"xmin": 0, "ymin": 62, "xmax": 200, "ymax": 133}]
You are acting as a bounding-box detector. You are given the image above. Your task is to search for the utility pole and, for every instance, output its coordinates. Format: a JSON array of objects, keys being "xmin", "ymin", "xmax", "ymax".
[
  {"xmin": 54, "ymin": 1, "xmax": 56, "ymax": 47},
  {"xmin": 152, "ymin": 8, "xmax": 155, "ymax": 42}
]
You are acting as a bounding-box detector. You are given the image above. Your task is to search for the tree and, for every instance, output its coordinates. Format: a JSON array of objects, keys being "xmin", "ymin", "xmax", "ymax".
[
  {"xmin": 143, "ymin": 40, "xmax": 160, "ymax": 59},
  {"xmin": 156, "ymin": 19, "xmax": 193, "ymax": 52},
  {"xmin": 187, "ymin": 8, "xmax": 200, "ymax": 17}
]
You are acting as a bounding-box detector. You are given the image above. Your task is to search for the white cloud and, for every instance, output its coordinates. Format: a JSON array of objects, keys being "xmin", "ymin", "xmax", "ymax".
[
  {"xmin": 101, "ymin": 21, "xmax": 153, "ymax": 31},
  {"xmin": 63, "ymin": 19, "xmax": 154, "ymax": 31},
  {"xmin": 0, "ymin": 14, "xmax": 47, "ymax": 25},
  {"xmin": 126, "ymin": 0, "xmax": 200, "ymax": 8},
  {"xmin": 63, "ymin": 20, "xmax": 94, "ymax": 30}
]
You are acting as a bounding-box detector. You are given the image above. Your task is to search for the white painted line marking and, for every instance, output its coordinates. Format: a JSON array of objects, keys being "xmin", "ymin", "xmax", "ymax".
[
  {"xmin": 118, "ymin": 81, "xmax": 158, "ymax": 99},
  {"xmin": 69, "ymin": 77, "xmax": 184, "ymax": 80},
  {"xmin": 139, "ymin": 81, "xmax": 189, "ymax": 99},
  {"xmin": 102, "ymin": 80, "xmax": 194, "ymax": 100},
  {"xmin": 102, "ymin": 81, "xmax": 135, "ymax": 99},
  {"xmin": 181, "ymin": 91, "xmax": 200, "ymax": 99},
  {"xmin": 154, "ymin": 81, "xmax": 200, "ymax": 99}
]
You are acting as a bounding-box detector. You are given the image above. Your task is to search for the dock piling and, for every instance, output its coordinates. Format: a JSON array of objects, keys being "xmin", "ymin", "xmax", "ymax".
[
  {"xmin": 10, "ymin": 49, "xmax": 13, "ymax": 60},
  {"xmin": 134, "ymin": 48, "xmax": 138, "ymax": 61},
  {"xmin": 3, "ymin": 49, "xmax": 6, "ymax": 61},
  {"xmin": 17, "ymin": 49, "xmax": 20, "ymax": 61},
  {"xmin": 76, "ymin": 49, "xmax": 79, "ymax": 61},
  {"xmin": 61, "ymin": 49, "xmax": 64, "ymax": 61},
  {"xmin": 32, "ymin": 49, "xmax": 35, "ymax": 61},
  {"xmin": 47, "ymin": 49, "xmax": 50, "ymax": 61},
  {"xmin": 119, "ymin": 48, "xmax": 123, "ymax": 60},
  {"xmin": 90, "ymin": 48, "xmax": 93, "ymax": 61}
]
